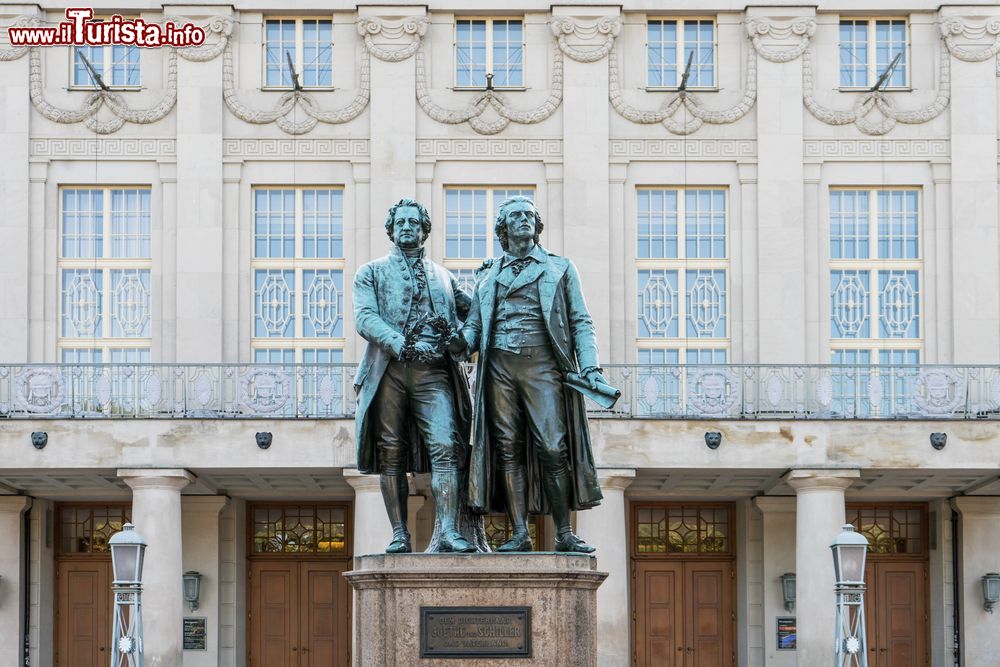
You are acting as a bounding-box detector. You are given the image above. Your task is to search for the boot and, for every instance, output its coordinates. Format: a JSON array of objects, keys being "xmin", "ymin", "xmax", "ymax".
[
  {"xmin": 544, "ymin": 468, "xmax": 595, "ymax": 554},
  {"xmin": 497, "ymin": 469, "xmax": 533, "ymax": 552},
  {"xmin": 432, "ymin": 469, "xmax": 476, "ymax": 553},
  {"xmin": 380, "ymin": 473, "xmax": 411, "ymax": 553}
]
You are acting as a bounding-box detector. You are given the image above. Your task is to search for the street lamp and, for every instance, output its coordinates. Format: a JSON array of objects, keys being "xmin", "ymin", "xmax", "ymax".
[
  {"xmin": 780, "ymin": 572, "xmax": 796, "ymax": 612},
  {"xmin": 831, "ymin": 524, "xmax": 869, "ymax": 667},
  {"xmin": 183, "ymin": 571, "xmax": 202, "ymax": 612},
  {"xmin": 109, "ymin": 523, "xmax": 146, "ymax": 667}
]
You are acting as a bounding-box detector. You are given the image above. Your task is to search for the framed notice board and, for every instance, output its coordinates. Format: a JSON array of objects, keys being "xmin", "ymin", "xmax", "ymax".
[{"xmin": 776, "ymin": 617, "xmax": 796, "ymax": 650}]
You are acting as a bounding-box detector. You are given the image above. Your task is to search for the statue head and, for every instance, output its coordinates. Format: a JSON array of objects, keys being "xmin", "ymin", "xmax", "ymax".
[
  {"xmin": 31, "ymin": 431, "xmax": 48, "ymax": 449},
  {"xmin": 384, "ymin": 198, "xmax": 432, "ymax": 250},
  {"xmin": 494, "ymin": 196, "xmax": 544, "ymax": 252}
]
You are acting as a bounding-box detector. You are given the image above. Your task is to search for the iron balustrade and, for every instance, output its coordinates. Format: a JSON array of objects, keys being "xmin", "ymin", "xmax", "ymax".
[{"xmin": 0, "ymin": 363, "xmax": 993, "ymax": 419}]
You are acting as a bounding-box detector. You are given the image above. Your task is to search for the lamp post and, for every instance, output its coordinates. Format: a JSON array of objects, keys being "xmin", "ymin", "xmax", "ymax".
[
  {"xmin": 109, "ymin": 523, "xmax": 147, "ymax": 667},
  {"xmin": 831, "ymin": 524, "xmax": 869, "ymax": 667}
]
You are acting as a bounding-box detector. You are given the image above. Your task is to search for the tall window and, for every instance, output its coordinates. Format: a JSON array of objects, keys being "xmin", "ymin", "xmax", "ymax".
[
  {"xmin": 839, "ymin": 19, "xmax": 908, "ymax": 88},
  {"xmin": 59, "ymin": 187, "xmax": 151, "ymax": 363},
  {"xmin": 636, "ymin": 188, "xmax": 728, "ymax": 364},
  {"xmin": 263, "ymin": 18, "xmax": 333, "ymax": 88},
  {"xmin": 442, "ymin": 186, "xmax": 535, "ymax": 294},
  {"xmin": 72, "ymin": 36, "xmax": 140, "ymax": 88},
  {"xmin": 252, "ymin": 188, "xmax": 345, "ymax": 367},
  {"xmin": 830, "ymin": 189, "xmax": 921, "ymax": 414},
  {"xmin": 455, "ymin": 18, "xmax": 523, "ymax": 88},
  {"xmin": 647, "ymin": 19, "xmax": 716, "ymax": 88}
]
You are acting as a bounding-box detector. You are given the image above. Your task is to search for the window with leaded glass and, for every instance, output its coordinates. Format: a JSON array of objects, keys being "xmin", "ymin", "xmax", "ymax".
[
  {"xmin": 72, "ymin": 25, "xmax": 140, "ymax": 88},
  {"xmin": 59, "ymin": 187, "xmax": 151, "ymax": 362},
  {"xmin": 830, "ymin": 189, "xmax": 921, "ymax": 416},
  {"xmin": 839, "ymin": 19, "xmax": 908, "ymax": 89},
  {"xmin": 636, "ymin": 188, "xmax": 728, "ymax": 365},
  {"xmin": 846, "ymin": 505, "xmax": 925, "ymax": 556},
  {"xmin": 251, "ymin": 504, "xmax": 348, "ymax": 554},
  {"xmin": 251, "ymin": 188, "xmax": 345, "ymax": 363},
  {"xmin": 632, "ymin": 504, "xmax": 732, "ymax": 555},
  {"xmin": 483, "ymin": 514, "xmax": 545, "ymax": 551},
  {"xmin": 263, "ymin": 18, "xmax": 333, "ymax": 88},
  {"xmin": 441, "ymin": 186, "xmax": 536, "ymax": 278},
  {"xmin": 58, "ymin": 505, "xmax": 131, "ymax": 555},
  {"xmin": 647, "ymin": 19, "xmax": 716, "ymax": 88},
  {"xmin": 455, "ymin": 19, "xmax": 523, "ymax": 88}
]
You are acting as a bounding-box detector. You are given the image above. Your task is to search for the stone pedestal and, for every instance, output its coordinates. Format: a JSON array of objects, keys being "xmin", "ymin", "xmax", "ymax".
[{"xmin": 345, "ymin": 553, "xmax": 607, "ymax": 667}]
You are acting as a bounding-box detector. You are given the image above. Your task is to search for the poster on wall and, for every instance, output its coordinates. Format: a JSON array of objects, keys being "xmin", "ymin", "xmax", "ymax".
[
  {"xmin": 183, "ymin": 617, "xmax": 208, "ymax": 650},
  {"xmin": 776, "ymin": 617, "xmax": 796, "ymax": 650}
]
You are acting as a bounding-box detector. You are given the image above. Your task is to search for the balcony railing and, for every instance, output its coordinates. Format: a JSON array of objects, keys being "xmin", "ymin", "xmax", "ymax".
[{"xmin": 0, "ymin": 363, "xmax": 994, "ymax": 420}]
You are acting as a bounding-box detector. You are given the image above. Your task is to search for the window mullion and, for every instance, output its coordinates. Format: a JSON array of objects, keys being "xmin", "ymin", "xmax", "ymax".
[
  {"xmin": 485, "ymin": 19, "xmax": 493, "ymax": 76},
  {"xmin": 296, "ymin": 20, "xmax": 304, "ymax": 75}
]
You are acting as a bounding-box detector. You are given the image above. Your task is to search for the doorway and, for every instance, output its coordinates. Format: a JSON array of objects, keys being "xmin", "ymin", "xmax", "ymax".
[{"xmin": 631, "ymin": 503, "xmax": 736, "ymax": 667}]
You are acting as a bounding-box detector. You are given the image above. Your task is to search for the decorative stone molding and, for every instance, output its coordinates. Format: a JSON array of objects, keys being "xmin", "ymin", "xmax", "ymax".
[
  {"xmin": 940, "ymin": 18, "xmax": 1000, "ymax": 62},
  {"xmin": 746, "ymin": 18, "xmax": 816, "ymax": 63},
  {"xmin": 803, "ymin": 139, "xmax": 949, "ymax": 160},
  {"xmin": 30, "ymin": 137, "xmax": 177, "ymax": 159},
  {"xmin": 550, "ymin": 16, "xmax": 620, "ymax": 63},
  {"xmin": 415, "ymin": 138, "xmax": 562, "ymax": 159},
  {"xmin": 0, "ymin": 15, "xmax": 39, "ymax": 61},
  {"xmin": 355, "ymin": 15, "xmax": 428, "ymax": 62},
  {"xmin": 802, "ymin": 42, "xmax": 950, "ymax": 136},
  {"xmin": 221, "ymin": 38, "xmax": 368, "ymax": 135},
  {"xmin": 174, "ymin": 16, "xmax": 233, "ymax": 62},
  {"xmin": 610, "ymin": 139, "xmax": 756, "ymax": 160},
  {"xmin": 222, "ymin": 138, "xmax": 369, "ymax": 159},
  {"xmin": 415, "ymin": 46, "xmax": 562, "ymax": 135},
  {"xmin": 609, "ymin": 43, "xmax": 756, "ymax": 135}
]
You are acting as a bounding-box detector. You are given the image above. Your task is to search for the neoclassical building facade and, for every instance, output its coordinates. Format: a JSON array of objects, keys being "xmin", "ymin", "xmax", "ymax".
[{"xmin": 0, "ymin": 1, "xmax": 999, "ymax": 665}]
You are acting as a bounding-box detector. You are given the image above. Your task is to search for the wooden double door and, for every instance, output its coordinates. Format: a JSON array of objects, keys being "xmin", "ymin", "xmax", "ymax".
[
  {"xmin": 633, "ymin": 560, "xmax": 735, "ymax": 667},
  {"xmin": 863, "ymin": 560, "xmax": 929, "ymax": 667},
  {"xmin": 249, "ymin": 560, "xmax": 351, "ymax": 667},
  {"xmin": 55, "ymin": 559, "xmax": 113, "ymax": 666}
]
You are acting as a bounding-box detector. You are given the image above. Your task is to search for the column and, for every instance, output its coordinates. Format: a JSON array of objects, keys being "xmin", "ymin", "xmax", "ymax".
[
  {"xmin": 27, "ymin": 161, "xmax": 48, "ymax": 360},
  {"xmin": 737, "ymin": 162, "xmax": 758, "ymax": 361},
  {"xmin": 746, "ymin": 8, "xmax": 815, "ymax": 362},
  {"xmin": 345, "ymin": 469, "xmax": 392, "ymax": 556},
  {"xmin": 120, "ymin": 468, "xmax": 194, "ymax": 666},
  {"xmin": 168, "ymin": 8, "xmax": 229, "ymax": 362},
  {"xmin": 0, "ymin": 496, "xmax": 30, "ymax": 665},
  {"xmin": 785, "ymin": 468, "xmax": 859, "ymax": 666},
  {"xmin": 952, "ymin": 497, "xmax": 1000, "ymax": 667},
  {"xmin": 0, "ymin": 8, "xmax": 33, "ymax": 362},
  {"xmin": 221, "ymin": 162, "xmax": 242, "ymax": 362},
  {"xmin": 554, "ymin": 7, "xmax": 618, "ymax": 361},
  {"xmin": 181, "ymin": 496, "xmax": 229, "ymax": 667},
  {"xmin": 608, "ymin": 164, "xmax": 627, "ymax": 362},
  {"xmin": 753, "ymin": 497, "xmax": 797, "ymax": 667},
  {"xmin": 574, "ymin": 468, "xmax": 635, "ymax": 667},
  {"xmin": 361, "ymin": 6, "xmax": 423, "ymax": 253},
  {"xmin": 944, "ymin": 13, "xmax": 1000, "ymax": 362}
]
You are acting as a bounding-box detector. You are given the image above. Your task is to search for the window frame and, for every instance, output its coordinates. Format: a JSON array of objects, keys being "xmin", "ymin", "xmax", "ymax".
[
  {"xmin": 828, "ymin": 186, "xmax": 923, "ymax": 362},
  {"xmin": 68, "ymin": 17, "xmax": 142, "ymax": 90},
  {"xmin": 630, "ymin": 501, "xmax": 736, "ymax": 560},
  {"xmin": 57, "ymin": 185, "xmax": 152, "ymax": 361},
  {"xmin": 440, "ymin": 184, "xmax": 537, "ymax": 269},
  {"xmin": 837, "ymin": 16, "xmax": 911, "ymax": 91},
  {"xmin": 260, "ymin": 16, "xmax": 335, "ymax": 91},
  {"xmin": 453, "ymin": 17, "xmax": 527, "ymax": 90},
  {"xmin": 645, "ymin": 16, "xmax": 719, "ymax": 91},
  {"xmin": 635, "ymin": 186, "xmax": 730, "ymax": 362},
  {"xmin": 250, "ymin": 185, "xmax": 346, "ymax": 363}
]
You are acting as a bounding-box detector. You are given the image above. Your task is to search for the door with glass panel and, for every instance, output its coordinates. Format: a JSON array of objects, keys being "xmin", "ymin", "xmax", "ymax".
[
  {"xmin": 848, "ymin": 504, "xmax": 929, "ymax": 667},
  {"xmin": 55, "ymin": 504, "xmax": 130, "ymax": 666},
  {"xmin": 631, "ymin": 503, "xmax": 735, "ymax": 667},
  {"xmin": 248, "ymin": 503, "xmax": 351, "ymax": 667}
]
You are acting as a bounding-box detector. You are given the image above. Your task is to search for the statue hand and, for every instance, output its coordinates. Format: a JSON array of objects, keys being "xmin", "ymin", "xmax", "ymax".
[
  {"xmin": 413, "ymin": 341, "xmax": 441, "ymax": 362},
  {"xmin": 447, "ymin": 334, "xmax": 467, "ymax": 355},
  {"xmin": 582, "ymin": 368, "xmax": 608, "ymax": 390}
]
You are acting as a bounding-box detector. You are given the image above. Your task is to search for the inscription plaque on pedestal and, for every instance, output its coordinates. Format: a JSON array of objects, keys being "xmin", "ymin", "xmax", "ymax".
[{"xmin": 420, "ymin": 606, "xmax": 531, "ymax": 658}]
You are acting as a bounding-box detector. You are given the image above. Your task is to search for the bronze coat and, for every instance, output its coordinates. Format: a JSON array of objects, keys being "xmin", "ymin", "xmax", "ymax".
[
  {"xmin": 462, "ymin": 247, "xmax": 603, "ymax": 514},
  {"xmin": 353, "ymin": 246, "xmax": 472, "ymax": 474}
]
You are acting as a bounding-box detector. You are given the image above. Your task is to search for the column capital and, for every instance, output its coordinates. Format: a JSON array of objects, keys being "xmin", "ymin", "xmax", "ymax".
[
  {"xmin": 0, "ymin": 496, "xmax": 31, "ymax": 515},
  {"xmin": 951, "ymin": 496, "xmax": 1000, "ymax": 517},
  {"xmin": 785, "ymin": 468, "xmax": 860, "ymax": 492},
  {"xmin": 119, "ymin": 468, "xmax": 195, "ymax": 492},
  {"xmin": 753, "ymin": 496, "xmax": 796, "ymax": 513},
  {"xmin": 596, "ymin": 468, "xmax": 636, "ymax": 491},
  {"xmin": 181, "ymin": 495, "xmax": 229, "ymax": 515},
  {"xmin": 344, "ymin": 469, "xmax": 382, "ymax": 493}
]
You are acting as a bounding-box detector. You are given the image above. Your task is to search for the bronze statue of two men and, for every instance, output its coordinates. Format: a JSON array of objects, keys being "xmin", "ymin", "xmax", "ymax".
[{"xmin": 353, "ymin": 196, "xmax": 612, "ymax": 554}]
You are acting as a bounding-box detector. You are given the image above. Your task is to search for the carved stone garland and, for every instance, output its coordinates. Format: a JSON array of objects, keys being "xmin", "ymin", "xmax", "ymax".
[
  {"xmin": 802, "ymin": 40, "xmax": 950, "ymax": 136},
  {"xmin": 609, "ymin": 41, "xmax": 757, "ymax": 135},
  {"xmin": 745, "ymin": 18, "xmax": 816, "ymax": 63},
  {"xmin": 7, "ymin": 16, "xmax": 232, "ymax": 134},
  {"xmin": 940, "ymin": 18, "xmax": 1000, "ymax": 62}
]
